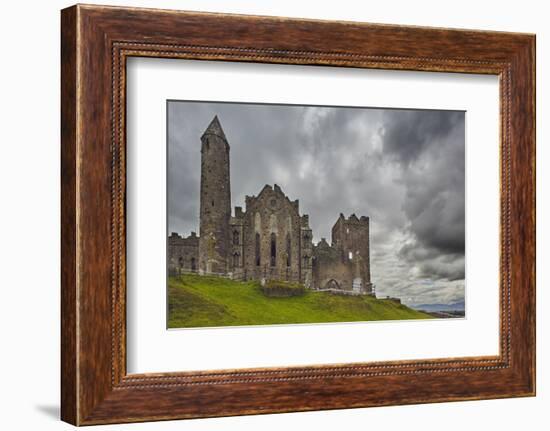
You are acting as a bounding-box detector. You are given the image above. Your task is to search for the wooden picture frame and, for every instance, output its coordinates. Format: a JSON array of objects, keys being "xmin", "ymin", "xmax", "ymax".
[{"xmin": 61, "ymin": 4, "xmax": 535, "ymax": 425}]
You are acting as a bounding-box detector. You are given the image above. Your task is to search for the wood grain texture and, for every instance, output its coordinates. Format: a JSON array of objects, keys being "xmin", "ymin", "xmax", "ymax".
[
  {"xmin": 60, "ymin": 4, "xmax": 536, "ymax": 425},
  {"xmin": 60, "ymin": 5, "xmax": 78, "ymax": 425}
]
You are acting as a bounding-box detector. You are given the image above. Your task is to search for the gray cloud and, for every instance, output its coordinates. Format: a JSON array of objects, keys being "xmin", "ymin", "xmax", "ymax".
[
  {"xmin": 380, "ymin": 110, "xmax": 465, "ymax": 287},
  {"xmin": 381, "ymin": 110, "xmax": 463, "ymax": 166},
  {"xmin": 167, "ymin": 101, "xmax": 465, "ymax": 306}
]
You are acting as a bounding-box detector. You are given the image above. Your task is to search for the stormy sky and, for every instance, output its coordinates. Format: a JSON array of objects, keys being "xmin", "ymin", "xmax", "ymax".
[{"xmin": 167, "ymin": 101, "xmax": 465, "ymax": 306}]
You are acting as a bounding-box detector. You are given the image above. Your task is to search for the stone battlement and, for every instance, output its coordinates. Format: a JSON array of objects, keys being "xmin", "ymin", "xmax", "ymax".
[{"xmin": 337, "ymin": 213, "xmax": 370, "ymax": 225}]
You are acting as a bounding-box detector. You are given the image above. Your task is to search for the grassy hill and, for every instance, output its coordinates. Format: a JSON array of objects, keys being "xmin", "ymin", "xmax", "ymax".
[{"xmin": 168, "ymin": 274, "xmax": 432, "ymax": 328}]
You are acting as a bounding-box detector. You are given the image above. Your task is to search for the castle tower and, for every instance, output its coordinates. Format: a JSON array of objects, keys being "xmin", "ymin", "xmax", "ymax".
[
  {"xmin": 331, "ymin": 214, "xmax": 373, "ymax": 294},
  {"xmin": 198, "ymin": 116, "xmax": 231, "ymax": 274}
]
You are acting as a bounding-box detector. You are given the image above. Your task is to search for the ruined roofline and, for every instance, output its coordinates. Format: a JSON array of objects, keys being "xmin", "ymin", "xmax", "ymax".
[
  {"xmin": 168, "ymin": 231, "xmax": 199, "ymax": 243},
  {"xmin": 301, "ymin": 214, "xmax": 310, "ymax": 228},
  {"xmin": 233, "ymin": 206, "xmax": 245, "ymax": 218},
  {"xmin": 316, "ymin": 237, "xmax": 331, "ymax": 247},
  {"xmin": 245, "ymin": 183, "xmax": 301, "ymax": 215},
  {"xmin": 335, "ymin": 212, "xmax": 370, "ymax": 225}
]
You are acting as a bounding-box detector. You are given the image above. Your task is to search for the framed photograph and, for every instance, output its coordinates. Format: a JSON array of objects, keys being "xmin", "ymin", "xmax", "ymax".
[
  {"xmin": 61, "ymin": 4, "xmax": 535, "ymax": 425},
  {"xmin": 164, "ymin": 101, "xmax": 463, "ymax": 330}
]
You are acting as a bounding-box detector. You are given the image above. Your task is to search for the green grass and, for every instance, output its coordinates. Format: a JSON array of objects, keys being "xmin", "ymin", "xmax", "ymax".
[{"xmin": 168, "ymin": 274, "xmax": 433, "ymax": 328}]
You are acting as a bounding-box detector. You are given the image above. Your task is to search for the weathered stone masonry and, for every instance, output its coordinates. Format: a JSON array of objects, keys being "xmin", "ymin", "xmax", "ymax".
[
  {"xmin": 168, "ymin": 231, "xmax": 198, "ymax": 272},
  {"xmin": 168, "ymin": 116, "xmax": 373, "ymax": 294}
]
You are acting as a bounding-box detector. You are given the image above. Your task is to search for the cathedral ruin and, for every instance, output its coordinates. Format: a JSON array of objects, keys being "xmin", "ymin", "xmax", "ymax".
[{"xmin": 168, "ymin": 116, "xmax": 374, "ymax": 295}]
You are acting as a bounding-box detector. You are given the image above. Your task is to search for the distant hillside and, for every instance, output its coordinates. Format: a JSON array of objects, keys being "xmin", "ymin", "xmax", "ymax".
[
  {"xmin": 410, "ymin": 300, "xmax": 465, "ymax": 313},
  {"xmin": 168, "ymin": 274, "xmax": 433, "ymax": 329}
]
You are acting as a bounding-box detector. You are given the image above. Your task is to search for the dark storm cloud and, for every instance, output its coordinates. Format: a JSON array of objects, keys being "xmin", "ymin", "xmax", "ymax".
[
  {"xmin": 399, "ymin": 244, "xmax": 465, "ymax": 281},
  {"xmin": 379, "ymin": 110, "xmax": 465, "ymax": 286},
  {"xmin": 381, "ymin": 110, "xmax": 463, "ymax": 166},
  {"xmin": 167, "ymin": 101, "xmax": 465, "ymax": 305}
]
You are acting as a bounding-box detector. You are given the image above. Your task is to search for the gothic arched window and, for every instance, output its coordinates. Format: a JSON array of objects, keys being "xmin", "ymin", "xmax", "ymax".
[
  {"xmin": 255, "ymin": 233, "xmax": 261, "ymax": 267},
  {"xmin": 286, "ymin": 234, "xmax": 291, "ymax": 267},
  {"xmin": 233, "ymin": 253, "xmax": 240, "ymax": 268},
  {"xmin": 270, "ymin": 233, "xmax": 277, "ymax": 267},
  {"xmin": 233, "ymin": 230, "xmax": 239, "ymax": 245}
]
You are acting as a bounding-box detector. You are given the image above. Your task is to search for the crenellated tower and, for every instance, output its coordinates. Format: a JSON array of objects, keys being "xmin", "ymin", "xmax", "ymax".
[
  {"xmin": 198, "ymin": 116, "xmax": 231, "ymax": 274},
  {"xmin": 331, "ymin": 213, "xmax": 373, "ymax": 294}
]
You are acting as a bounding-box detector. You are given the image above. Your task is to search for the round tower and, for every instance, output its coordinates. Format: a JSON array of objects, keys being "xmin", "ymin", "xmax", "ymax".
[{"xmin": 198, "ymin": 115, "xmax": 231, "ymax": 274}]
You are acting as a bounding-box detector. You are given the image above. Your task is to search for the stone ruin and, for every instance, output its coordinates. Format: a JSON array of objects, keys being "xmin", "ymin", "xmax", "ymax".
[{"xmin": 169, "ymin": 116, "xmax": 374, "ymax": 295}]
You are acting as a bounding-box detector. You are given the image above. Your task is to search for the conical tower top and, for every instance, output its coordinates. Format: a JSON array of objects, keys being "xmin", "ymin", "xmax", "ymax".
[{"xmin": 202, "ymin": 115, "xmax": 227, "ymax": 142}]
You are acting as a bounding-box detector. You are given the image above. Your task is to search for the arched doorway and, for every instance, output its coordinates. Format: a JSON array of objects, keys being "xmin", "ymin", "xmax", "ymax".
[{"xmin": 324, "ymin": 279, "xmax": 340, "ymax": 290}]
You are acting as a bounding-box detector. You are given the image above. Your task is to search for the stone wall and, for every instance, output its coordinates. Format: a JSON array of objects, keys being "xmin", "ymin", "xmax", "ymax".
[
  {"xmin": 312, "ymin": 239, "xmax": 354, "ymax": 290},
  {"xmin": 300, "ymin": 217, "xmax": 313, "ymax": 288},
  {"xmin": 228, "ymin": 208, "xmax": 245, "ymax": 279},
  {"xmin": 168, "ymin": 232, "xmax": 199, "ymax": 275},
  {"xmin": 241, "ymin": 184, "xmax": 304, "ymax": 284},
  {"xmin": 331, "ymin": 214, "xmax": 373, "ymax": 294}
]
